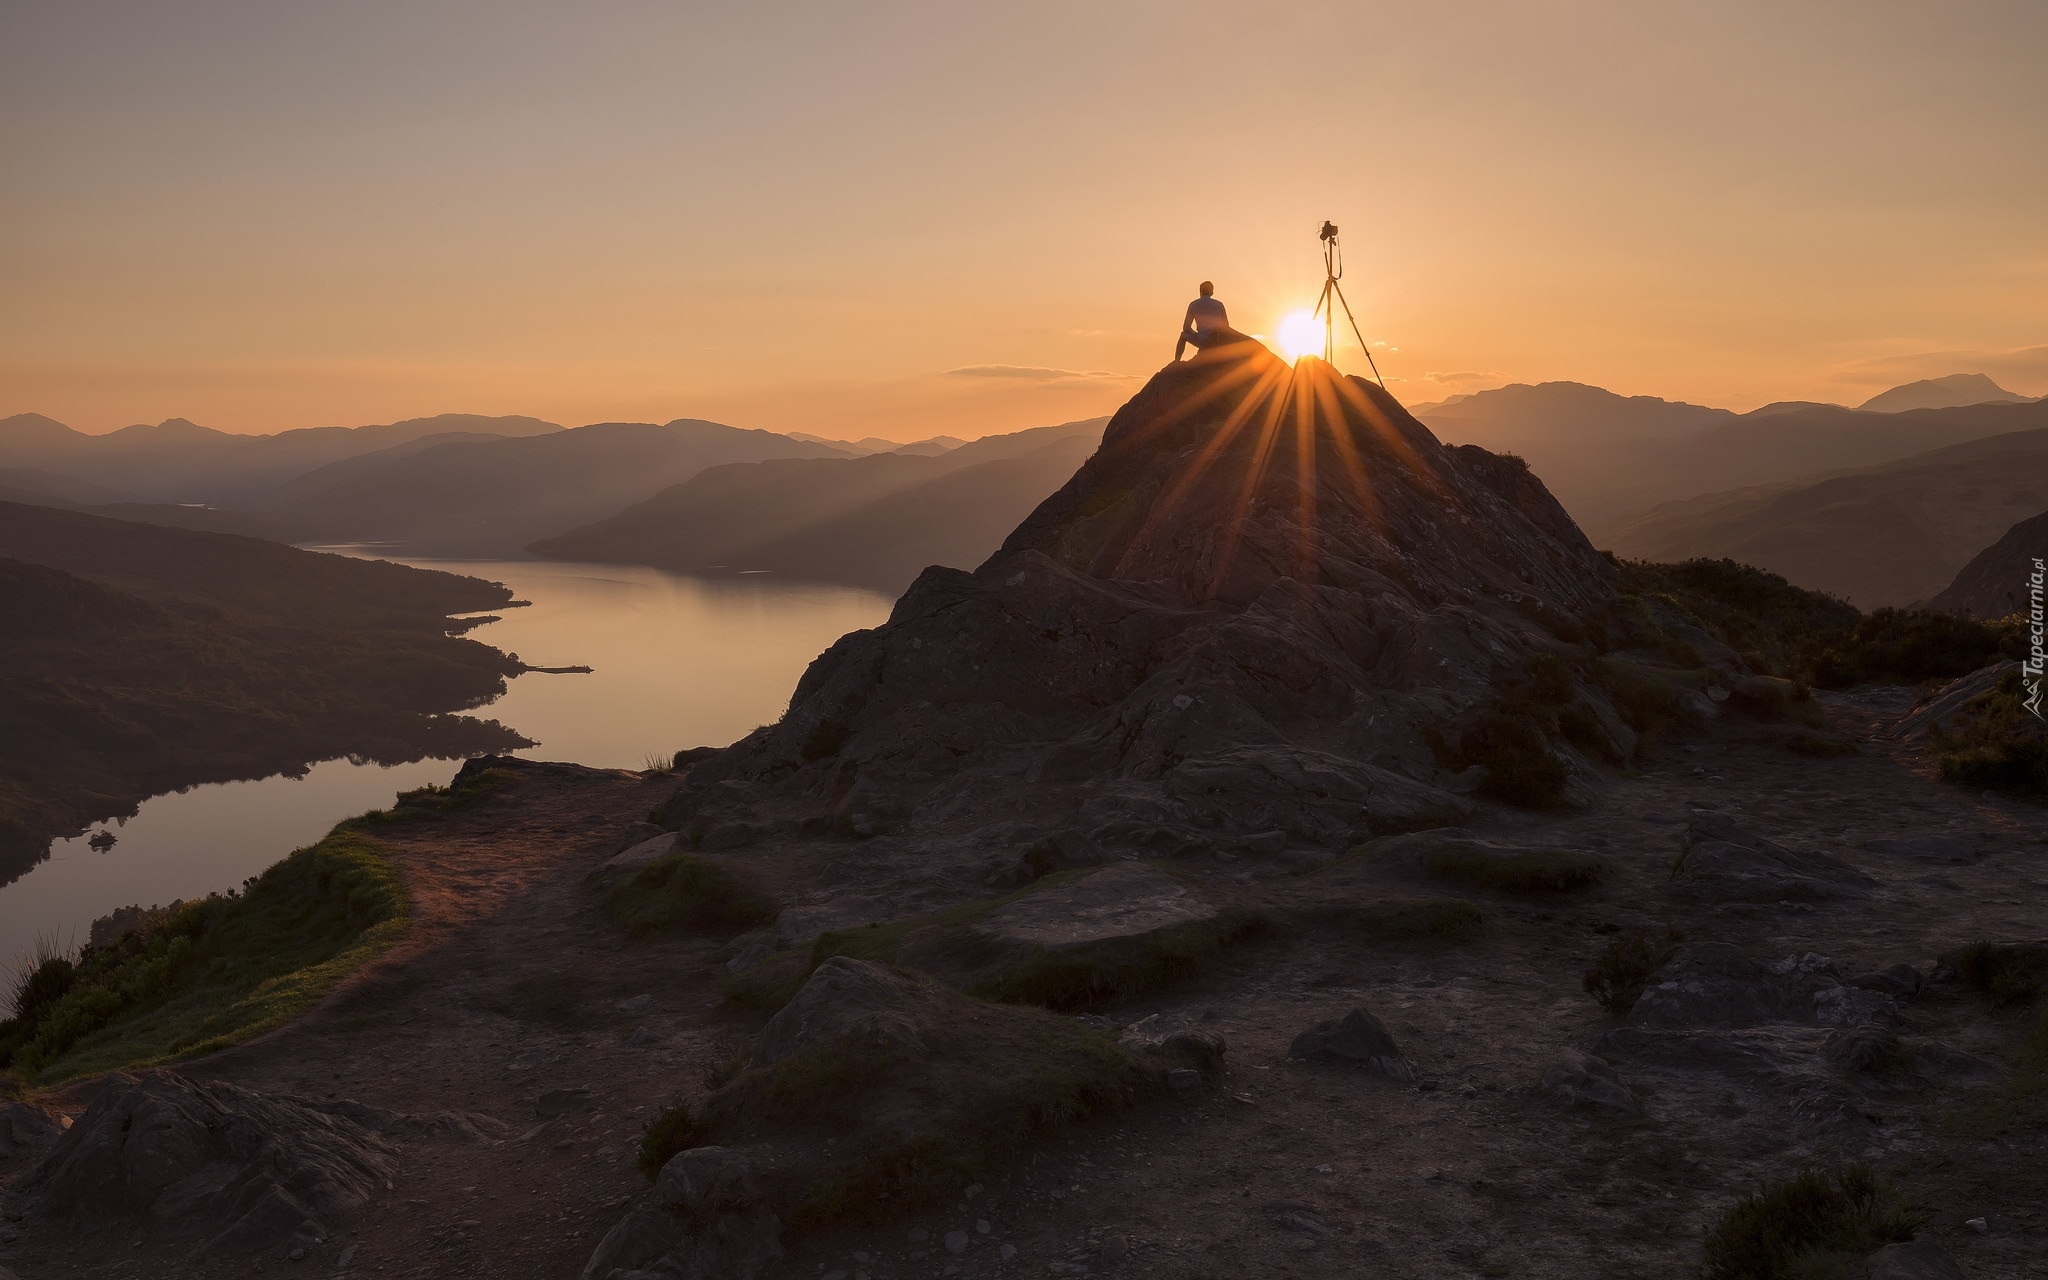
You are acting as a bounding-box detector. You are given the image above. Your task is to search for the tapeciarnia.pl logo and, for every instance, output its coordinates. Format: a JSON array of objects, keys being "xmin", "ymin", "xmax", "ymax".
[{"xmin": 2028, "ymin": 556, "xmax": 2045, "ymax": 719}]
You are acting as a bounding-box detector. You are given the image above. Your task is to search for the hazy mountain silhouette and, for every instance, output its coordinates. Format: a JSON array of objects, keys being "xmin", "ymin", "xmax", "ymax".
[
  {"xmin": 256, "ymin": 419, "xmax": 852, "ymax": 555},
  {"xmin": 1857, "ymin": 373, "xmax": 2036, "ymax": 413},
  {"xmin": 1929, "ymin": 510, "xmax": 2048, "ymax": 618},
  {"xmin": 533, "ymin": 419, "xmax": 1106, "ymax": 592},
  {"xmin": 786, "ymin": 432, "xmax": 969, "ymax": 456},
  {"xmin": 0, "ymin": 412, "xmax": 562, "ymax": 505},
  {"xmin": 0, "ymin": 466, "xmax": 140, "ymax": 508},
  {"xmin": 1411, "ymin": 387, "xmax": 2048, "ymax": 539},
  {"xmin": 1606, "ymin": 423, "xmax": 2048, "ymax": 605}
]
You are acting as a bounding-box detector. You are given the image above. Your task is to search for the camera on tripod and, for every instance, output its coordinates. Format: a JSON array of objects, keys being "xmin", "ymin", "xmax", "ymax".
[{"xmin": 1319, "ymin": 221, "xmax": 1339, "ymax": 243}]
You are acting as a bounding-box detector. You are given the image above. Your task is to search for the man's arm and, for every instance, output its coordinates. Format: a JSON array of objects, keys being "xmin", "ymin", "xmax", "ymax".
[{"xmin": 1182, "ymin": 301, "xmax": 1197, "ymax": 328}]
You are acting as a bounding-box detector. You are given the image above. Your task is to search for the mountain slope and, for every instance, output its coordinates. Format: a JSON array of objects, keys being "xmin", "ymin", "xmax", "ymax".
[
  {"xmin": 1929, "ymin": 510, "xmax": 2048, "ymax": 618},
  {"xmin": 533, "ymin": 419, "xmax": 1106, "ymax": 591},
  {"xmin": 1606, "ymin": 425, "xmax": 2048, "ymax": 605},
  {"xmin": 257, "ymin": 419, "xmax": 851, "ymax": 555}
]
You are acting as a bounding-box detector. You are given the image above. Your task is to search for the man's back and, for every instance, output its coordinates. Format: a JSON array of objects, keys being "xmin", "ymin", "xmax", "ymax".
[{"xmin": 1185, "ymin": 295, "xmax": 1228, "ymax": 332}]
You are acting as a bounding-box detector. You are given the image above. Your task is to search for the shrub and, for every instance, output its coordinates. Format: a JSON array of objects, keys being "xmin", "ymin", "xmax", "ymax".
[
  {"xmin": 1809, "ymin": 608, "xmax": 2018, "ymax": 689},
  {"xmin": 0, "ymin": 827, "xmax": 407, "ymax": 1084},
  {"xmin": 1583, "ymin": 931, "xmax": 1683, "ymax": 1015},
  {"xmin": 605, "ymin": 853, "xmax": 777, "ymax": 938},
  {"xmin": 1947, "ymin": 940, "xmax": 2048, "ymax": 1005},
  {"xmin": 1947, "ymin": 1011, "xmax": 2048, "ymax": 1139},
  {"xmin": 1594, "ymin": 657, "xmax": 1700, "ymax": 737},
  {"xmin": 637, "ymin": 1097, "xmax": 702, "ymax": 1180},
  {"xmin": 1700, "ymin": 1166, "xmax": 1920, "ymax": 1280},
  {"xmin": 1424, "ymin": 846, "xmax": 1606, "ymax": 894},
  {"xmin": 1354, "ymin": 898, "xmax": 1485, "ymax": 943},
  {"xmin": 1613, "ymin": 559, "xmax": 1858, "ymax": 677},
  {"xmin": 1930, "ymin": 669, "xmax": 2048, "ymax": 799},
  {"xmin": 969, "ymin": 911, "xmax": 1261, "ymax": 1011}
]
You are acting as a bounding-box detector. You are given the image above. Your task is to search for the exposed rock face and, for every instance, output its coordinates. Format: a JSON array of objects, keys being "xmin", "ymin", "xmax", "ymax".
[
  {"xmin": 977, "ymin": 863, "xmax": 1216, "ymax": 949},
  {"xmin": 1669, "ymin": 813, "xmax": 1875, "ymax": 902},
  {"xmin": 1928, "ymin": 509, "xmax": 2048, "ymax": 617},
  {"xmin": 17, "ymin": 1071, "xmax": 501, "ymax": 1256},
  {"xmin": 665, "ymin": 345, "xmax": 1618, "ymax": 851}
]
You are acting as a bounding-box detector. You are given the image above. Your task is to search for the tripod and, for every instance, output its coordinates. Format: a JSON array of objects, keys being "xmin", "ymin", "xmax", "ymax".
[{"xmin": 1312, "ymin": 221, "xmax": 1385, "ymax": 387}]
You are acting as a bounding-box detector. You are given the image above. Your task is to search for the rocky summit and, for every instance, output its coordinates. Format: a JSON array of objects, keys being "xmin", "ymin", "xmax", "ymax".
[{"xmin": 667, "ymin": 342, "xmax": 1620, "ymax": 857}]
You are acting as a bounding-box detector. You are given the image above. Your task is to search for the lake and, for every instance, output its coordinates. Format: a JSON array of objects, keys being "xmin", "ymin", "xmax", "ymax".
[{"xmin": 1, "ymin": 559, "xmax": 890, "ymax": 961}]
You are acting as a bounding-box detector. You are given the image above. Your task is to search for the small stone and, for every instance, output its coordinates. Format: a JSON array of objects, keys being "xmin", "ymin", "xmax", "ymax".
[
  {"xmin": 964, "ymin": 1183, "xmax": 984, "ymax": 1200},
  {"xmin": 1100, "ymin": 1234, "xmax": 1129, "ymax": 1261},
  {"xmin": 1000, "ymin": 1243, "xmax": 1018, "ymax": 1259},
  {"xmin": 288, "ymin": 1246, "xmax": 304, "ymax": 1261},
  {"xmin": 908, "ymin": 1227, "xmax": 929, "ymax": 1243},
  {"xmin": 853, "ymin": 1252, "xmax": 871, "ymax": 1264},
  {"xmin": 945, "ymin": 1229, "xmax": 970, "ymax": 1255},
  {"xmin": 1966, "ymin": 1217, "xmax": 1988, "ymax": 1233},
  {"xmin": 1167, "ymin": 1068, "xmax": 1202, "ymax": 1091},
  {"xmin": 977, "ymin": 1219, "xmax": 991, "ymax": 1234},
  {"xmin": 1315, "ymin": 1164, "xmax": 1333, "ymax": 1174},
  {"xmin": 338, "ymin": 1245, "xmax": 357, "ymax": 1267}
]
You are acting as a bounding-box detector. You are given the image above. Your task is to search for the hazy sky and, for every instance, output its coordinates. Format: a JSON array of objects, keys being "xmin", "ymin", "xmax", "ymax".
[{"xmin": 3, "ymin": 0, "xmax": 2044, "ymax": 438}]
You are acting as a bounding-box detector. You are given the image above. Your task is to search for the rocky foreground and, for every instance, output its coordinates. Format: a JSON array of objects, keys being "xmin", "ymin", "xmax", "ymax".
[{"xmin": 2, "ymin": 348, "xmax": 2044, "ymax": 1278}]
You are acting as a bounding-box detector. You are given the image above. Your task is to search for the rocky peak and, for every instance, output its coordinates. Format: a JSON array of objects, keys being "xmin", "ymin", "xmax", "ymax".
[{"xmin": 669, "ymin": 340, "xmax": 1621, "ymax": 849}]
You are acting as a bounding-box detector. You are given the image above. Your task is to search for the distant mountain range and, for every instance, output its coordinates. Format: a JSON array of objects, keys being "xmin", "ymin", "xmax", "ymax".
[
  {"xmin": 534, "ymin": 419, "xmax": 1107, "ymax": 593},
  {"xmin": 0, "ymin": 412, "xmax": 562, "ymax": 505},
  {"xmin": 1605, "ymin": 425, "xmax": 2048, "ymax": 606},
  {"xmin": 1408, "ymin": 382, "xmax": 2048, "ymax": 540},
  {"xmin": 1930, "ymin": 510, "xmax": 2048, "ymax": 618}
]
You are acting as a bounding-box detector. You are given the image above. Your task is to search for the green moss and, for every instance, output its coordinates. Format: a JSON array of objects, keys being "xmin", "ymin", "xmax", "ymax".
[
  {"xmin": 1583, "ymin": 931, "xmax": 1683, "ymax": 1015},
  {"xmin": 1700, "ymin": 1166, "xmax": 1920, "ymax": 1280},
  {"xmin": 604, "ymin": 852, "xmax": 777, "ymax": 938},
  {"xmin": 0, "ymin": 826, "xmax": 408, "ymax": 1085},
  {"xmin": 1354, "ymin": 898, "xmax": 1485, "ymax": 942},
  {"xmin": 1423, "ymin": 845, "xmax": 1606, "ymax": 894}
]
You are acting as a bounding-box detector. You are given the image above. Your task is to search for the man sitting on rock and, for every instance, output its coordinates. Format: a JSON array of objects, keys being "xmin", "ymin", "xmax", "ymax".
[{"xmin": 1174, "ymin": 281, "xmax": 1231, "ymax": 360}]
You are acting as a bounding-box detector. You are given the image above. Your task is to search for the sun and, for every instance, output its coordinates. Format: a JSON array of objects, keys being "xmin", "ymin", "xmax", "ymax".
[{"xmin": 1275, "ymin": 310, "xmax": 1324, "ymax": 361}]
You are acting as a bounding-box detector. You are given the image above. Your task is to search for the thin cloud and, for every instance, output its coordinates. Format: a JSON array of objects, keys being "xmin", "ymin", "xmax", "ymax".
[
  {"xmin": 945, "ymin": 365, "xmax": 1140, "ymax": 383},
  {"xmin": 1830, "ymin": 344, "xmax": 2048, "ymax": 392}
]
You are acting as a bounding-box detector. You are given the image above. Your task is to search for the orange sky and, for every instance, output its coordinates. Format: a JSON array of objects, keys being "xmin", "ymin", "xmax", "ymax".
[{"xmin": 3, "ymin": 1, "xmax": 2044, "ymax": 439}]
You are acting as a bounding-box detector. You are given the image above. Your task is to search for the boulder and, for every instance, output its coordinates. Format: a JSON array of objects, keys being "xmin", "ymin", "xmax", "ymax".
[
  {"xmin": 1288, "ymin": 1008, "xmax": 1413, "ymax": 1080},
  {"xmin": 976, "ymin": 863, "xmax": 1217, "ymax": 951},
  {"xmin": 601, "ymin": 832, "xmax": 678, "ymax": 876},
  {"xmin": 1823, "ymin": 1025, "xmax": 1903, "ymax": 1074},
  {"xmin": 1669, "ymin": 813, "xmax": 1873, "ymax": 902},
  {"xmin": 1118, "ymin": 1012, "xmax": 1226, "ymax": 1077},
  {"xmin": 1851, "ymin": 964, "xmax": 1924, "ymax": 1000},
  {"xmin": 1540, "ymin": 1050, "xmax": 1642, "ymax": 1116},
  {"xmin": 0, "ymin": 1100, "xmax": 62, "ymax": 1160},
  {"xmin": 1625, "ymin": 944, "xmax": 1816, "ymax": 1030},
  {"xmin": 18, "ymin": 1071, "xmax": 495, "ymax": 1256},
  {"xmin": 752, "ymin": 957, "xmax": 935, "ymax": 1069},
  {"xmin": 1864, "ymin": 1239, "xmax": 1969, "ymax": 1279}
]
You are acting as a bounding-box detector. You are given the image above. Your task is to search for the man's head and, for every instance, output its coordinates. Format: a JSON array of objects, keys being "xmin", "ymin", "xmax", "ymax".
[{"xmin": 1199, "ymin": 281, "xmax": 1214, "ymax": 297}]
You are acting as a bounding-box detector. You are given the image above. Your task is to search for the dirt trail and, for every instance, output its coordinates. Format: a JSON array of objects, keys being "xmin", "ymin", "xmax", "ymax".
[{"xmin": 8, "ymin": 697, "xmax": 2048, "ymax": 1279}]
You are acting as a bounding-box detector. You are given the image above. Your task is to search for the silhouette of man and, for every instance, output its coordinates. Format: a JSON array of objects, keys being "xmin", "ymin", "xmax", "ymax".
[{"xmin": 1175, "ymin": 282, "xmax": 1229, "ymax": 361}]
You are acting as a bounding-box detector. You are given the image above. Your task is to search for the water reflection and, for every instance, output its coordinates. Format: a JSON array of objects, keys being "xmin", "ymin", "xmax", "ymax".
[{"xmin": 0, "ymin": 558, "xmax": 889, "ymax": 959}]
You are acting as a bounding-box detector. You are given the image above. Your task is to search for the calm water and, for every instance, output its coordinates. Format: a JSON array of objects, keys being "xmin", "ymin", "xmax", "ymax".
[{"xmin": 1, "ymin": 558, "xmax": 889, "ymax": 962}]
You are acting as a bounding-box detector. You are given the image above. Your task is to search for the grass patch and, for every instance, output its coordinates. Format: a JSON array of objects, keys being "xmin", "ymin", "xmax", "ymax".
[
  {"xmin": 690, "ymin": 970, "xmax": 1153, "ymax": 1226},
  {"xmin": 1583, "ymin": 931, "xmax": 1684, "ymax": 1016},
  {"xmin": 964, "ymin": 911, "xmax": 1260, "ymax": 1011},
  {"xmin": 1592, "ymin": 656, "xmax": 1703, "ymax": 738},
  {"xmin": 1946, "ymin": 1011, "xmax": 2048, "ymax": 1140},
  {"xmin": 637, "ymin": 1095, "xmax": 702, "ymax": 1180},
  {"xmin": 1700, "ymin": 1166, "xmax": 1920, "ymax": 1280},
  {"xmin": 1354, "ymin": 898, "xmax": 1485, "ymax": 943},
  {"xmin": 354, "ymin": 767, "xmax": 517, "ymax": 825},
  {"xmin": 1434, "ymin": 653, "xmax": 1597, "ymax": 808},
  {"xmin": 1422, "ymin": 845, "xmax": 1606, "ymax": 894},
  {"xmin": 0, "ymin": 827, "xmax": 408, "ymax": 1085},
  {"xmin": 604, "ymin": 852, "xmax": 777, "ymax": 938},
  {"xmin": 1931, "ymin": 668, "xmax": 2048, "ymax": 799},
  {"xmin": 1945, "ymin": 940, "xmax": 2048, "ymax": 1005}
]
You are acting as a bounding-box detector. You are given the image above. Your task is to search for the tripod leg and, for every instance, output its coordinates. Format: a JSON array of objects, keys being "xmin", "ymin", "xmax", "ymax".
[{"xmin": 1330, "ymin": 281, "xmax": 1383, "ymax": 387}]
